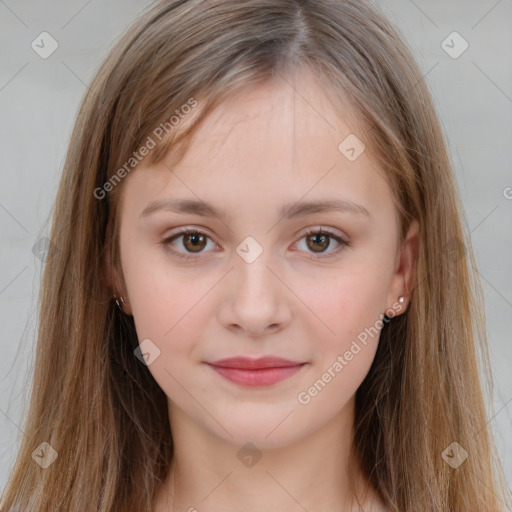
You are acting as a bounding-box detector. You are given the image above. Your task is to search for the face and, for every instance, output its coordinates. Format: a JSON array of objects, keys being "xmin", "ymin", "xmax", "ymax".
[{"xmin": 112, "ymin": 69, "xmax": 417, "ymax": 449}]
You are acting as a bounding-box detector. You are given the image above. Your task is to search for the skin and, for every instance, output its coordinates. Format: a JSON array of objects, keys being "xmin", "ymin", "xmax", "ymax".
[{"xmin": 108, "ymin": 67, "xmax": 418, "ymax": 512}]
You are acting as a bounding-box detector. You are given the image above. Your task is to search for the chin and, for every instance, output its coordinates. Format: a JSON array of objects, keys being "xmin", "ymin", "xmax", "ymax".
[{"xmin": 209, "ymin": 416, "xmax": 310, "ymax": 452}]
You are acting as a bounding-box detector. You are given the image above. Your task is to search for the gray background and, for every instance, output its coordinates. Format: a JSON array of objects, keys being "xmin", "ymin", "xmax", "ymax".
[{"xmin": 1, "ymin": 0, "xmax": 511, "ymax": 500}]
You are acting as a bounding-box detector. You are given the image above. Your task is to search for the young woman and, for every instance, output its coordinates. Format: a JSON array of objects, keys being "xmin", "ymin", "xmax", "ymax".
[{"xmin": 1, "ymin": 1, "xmax": 510, "ymax": 511}]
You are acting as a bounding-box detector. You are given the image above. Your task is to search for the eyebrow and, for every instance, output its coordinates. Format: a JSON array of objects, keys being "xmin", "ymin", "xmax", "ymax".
[{"xmin": 140, "ymin": 198, "xmax": 370, "ymax": 221}]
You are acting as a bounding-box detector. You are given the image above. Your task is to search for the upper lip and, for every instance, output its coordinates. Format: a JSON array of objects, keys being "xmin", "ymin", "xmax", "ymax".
[{"xmin": 206, "ymin": 356, "xmax": 305, "ymax": 369}]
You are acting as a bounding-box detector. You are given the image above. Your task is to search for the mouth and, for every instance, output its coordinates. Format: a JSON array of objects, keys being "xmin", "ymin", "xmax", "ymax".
[{"xmin": 204, "ymin": 356, "xmax": 308, "ymax": 387}]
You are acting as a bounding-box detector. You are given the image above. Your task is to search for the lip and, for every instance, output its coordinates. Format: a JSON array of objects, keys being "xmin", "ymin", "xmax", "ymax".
[
  {"xmin": 205, "ymin": 357, "xmax": 307, "ymax": 387},
  {"xmin": 207, "ymin": 356, "xmax": 305, "ymax": 369}
]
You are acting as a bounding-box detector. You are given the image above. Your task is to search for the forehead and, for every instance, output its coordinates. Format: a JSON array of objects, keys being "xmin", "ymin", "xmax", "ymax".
[
  {"xmin": 195, "ymin": 70, "xmax": 362, "ymax": 151},
  {"xmin": 121, "ymin": 69, "xmax": 394, "ymax": 227}
]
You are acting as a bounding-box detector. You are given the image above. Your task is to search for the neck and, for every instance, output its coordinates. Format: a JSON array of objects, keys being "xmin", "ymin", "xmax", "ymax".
[{"xmin": 153, "ymin": 396, "xmax": 384, "ymax": 512}]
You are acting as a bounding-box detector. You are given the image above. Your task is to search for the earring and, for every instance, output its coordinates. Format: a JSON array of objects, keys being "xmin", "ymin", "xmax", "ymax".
[
  {"xmin": 399, "ymin": 296, "xmax": 405, "ymax": 304},
  {"xmin": 114, "ymin": 295, "xmax": 126, "ymax": 313}
]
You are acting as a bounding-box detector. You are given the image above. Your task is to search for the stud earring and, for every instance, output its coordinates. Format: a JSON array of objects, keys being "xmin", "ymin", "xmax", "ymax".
[
  {"xmin": 114, "ymin": 295, "xmax": 126, "ymax": 313},
  {"xmin": 399, "ymin": 296, "xmax": 405, "ymax": 304}
]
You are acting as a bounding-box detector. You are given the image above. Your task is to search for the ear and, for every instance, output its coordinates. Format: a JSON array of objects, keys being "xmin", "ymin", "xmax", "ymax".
[
  {"xmin": 385, "ymin": 219, "xmax": 419, "ymax": 316},
  {"xmin": 103, "ymin": 216, "xmax": 133, "ymax": 315}
]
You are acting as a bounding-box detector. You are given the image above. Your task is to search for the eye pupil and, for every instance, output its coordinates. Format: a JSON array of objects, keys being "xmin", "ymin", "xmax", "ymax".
[
  {"xmin": 183, "ymin": 233, "xmax": 206, "ymax": 252},
  {"xmin": 307, "ymin": 233, "xmax": 329, "ymax": 253}
]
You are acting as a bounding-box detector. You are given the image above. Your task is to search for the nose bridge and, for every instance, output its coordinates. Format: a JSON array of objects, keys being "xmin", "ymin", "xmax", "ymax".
[
  {"xmin": 234, "ymin": 238, "xmax": 275, "ymax": 302},
  {"xmin": 220, "ymin": 236, "xmax": 288, "ymax": 335}
]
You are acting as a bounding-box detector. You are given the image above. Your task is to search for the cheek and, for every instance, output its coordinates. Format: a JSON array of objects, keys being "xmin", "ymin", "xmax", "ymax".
[
  {"xmin": 121, "ymin": 237, "xmax": 222, "ymax": 368},
  {"xmin": 121, "ymin": 245, "xmax": 207, "ymax": 398},
  {"xmin": 293, "ymin": 271, "xmax": 388, "ymax": 406},
  {"xmin": 296, "ymin": 278, "xmax": 384, "ymax": 412},
  {"xmin": 299, "ymin": 268, "xmax": 388, "ymax": 346},
  {"xmin": 120, "ymin": 236, "xmax": 187, "ymax": 343}
]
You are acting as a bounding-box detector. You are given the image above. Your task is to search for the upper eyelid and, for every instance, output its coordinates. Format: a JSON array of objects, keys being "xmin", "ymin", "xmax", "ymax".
[{"xmin": 165, "ymin": 225, "xmax": 345, "ymax": 240}]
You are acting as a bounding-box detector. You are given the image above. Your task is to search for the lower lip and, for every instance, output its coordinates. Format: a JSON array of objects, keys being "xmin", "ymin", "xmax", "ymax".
[{"xmin": 207, "ymin": 364, "xmax": 306, "ymax": 387}]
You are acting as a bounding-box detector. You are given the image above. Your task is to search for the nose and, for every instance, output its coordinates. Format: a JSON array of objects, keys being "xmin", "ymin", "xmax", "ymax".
[{"xmin": 217, "ymin": 250, "xmax": 292, "ymax": 338}]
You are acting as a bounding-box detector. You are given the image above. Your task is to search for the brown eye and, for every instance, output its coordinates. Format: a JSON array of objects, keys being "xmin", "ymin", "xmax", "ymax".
[
  {"xmin": 161, "ymin": 229, "xmax": 218, "ymax": 260},
  {"xmin": 306, "ymin": 232, "xmax": 331, "ymax": 253},
  {"xmin": 294, "ymin": 228, "xmax": 349, "ymax": 260},
  {"xmin": 182, "ymin": 232, "xmax": 207, "ymax": 253}
]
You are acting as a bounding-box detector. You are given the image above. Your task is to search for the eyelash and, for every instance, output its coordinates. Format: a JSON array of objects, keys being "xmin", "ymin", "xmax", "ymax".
[{"xmin": 160, "ymin": 227, "xmax": 350, "ymax": 261}]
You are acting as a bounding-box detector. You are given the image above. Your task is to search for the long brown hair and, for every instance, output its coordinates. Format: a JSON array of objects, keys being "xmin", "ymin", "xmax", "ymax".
[{"xmin": 1, "ymin": 1, "xmax": 510, "ymax": 510}]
